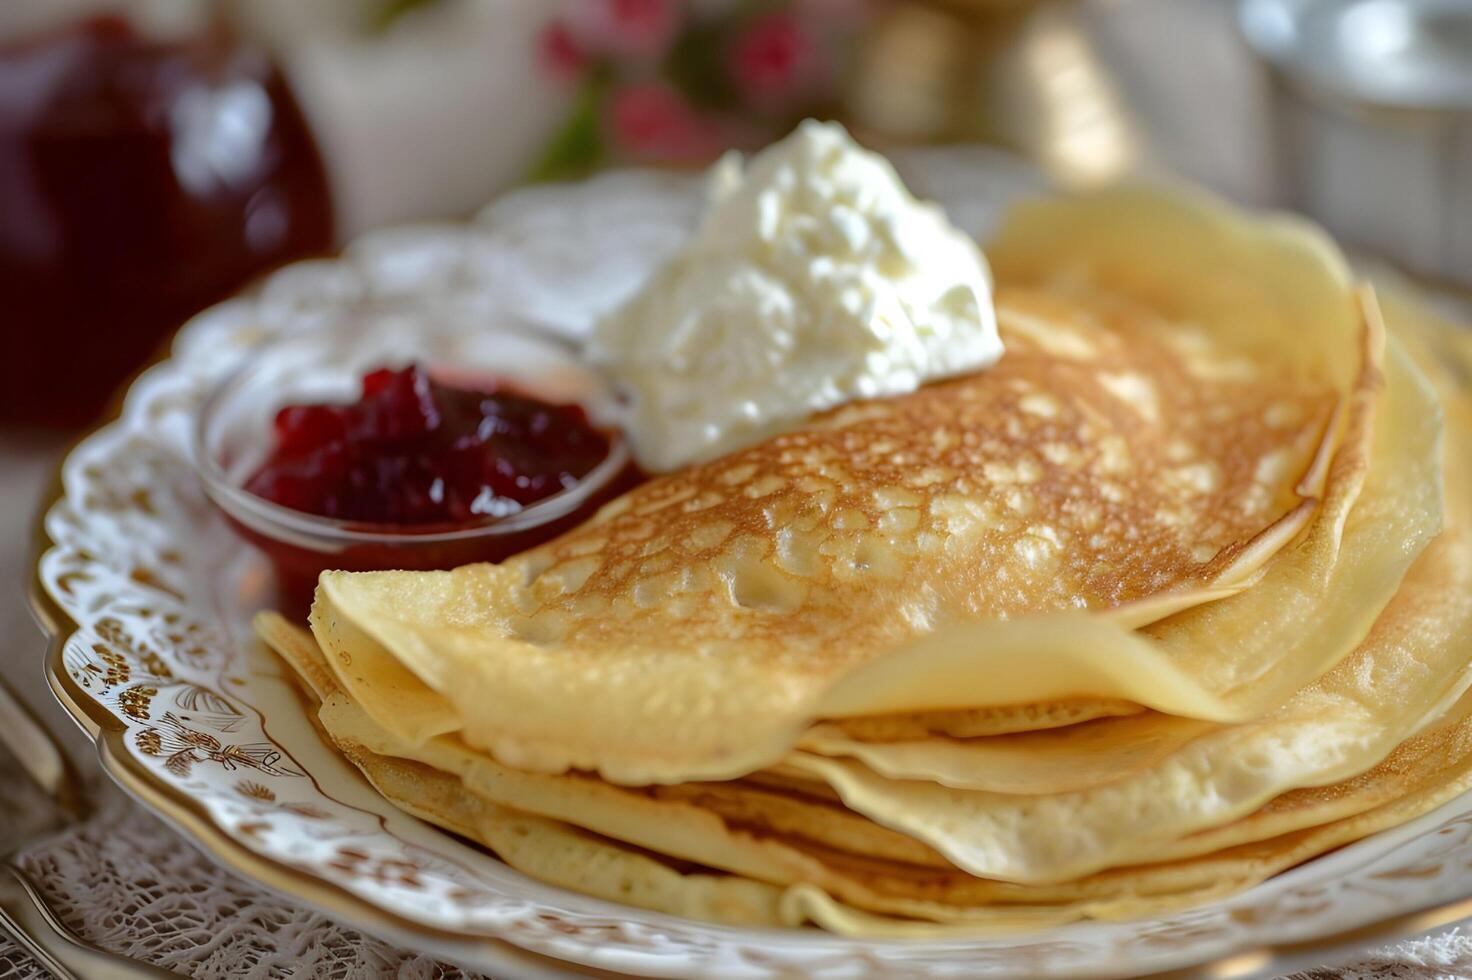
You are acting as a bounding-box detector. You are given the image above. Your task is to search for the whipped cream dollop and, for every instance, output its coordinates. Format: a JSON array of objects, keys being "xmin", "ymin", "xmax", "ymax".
[{"xmin": 591, "ymin": 119, "xmax": 1003, "ymax": 472}]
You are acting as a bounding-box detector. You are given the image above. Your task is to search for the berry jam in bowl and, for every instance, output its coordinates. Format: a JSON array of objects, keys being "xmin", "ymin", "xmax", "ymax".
[{"xmin": 195, "ymin": 322, "xmax": 637, "ymax": 616}]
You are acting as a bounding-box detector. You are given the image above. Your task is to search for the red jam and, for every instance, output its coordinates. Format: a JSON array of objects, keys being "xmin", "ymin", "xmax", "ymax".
[
  {"xmin": 232, "ymin": 364, "xmax": 638, "ymax": 616},
  {"xmin": 245, "ymin": 364, "xmax": 613, "ymax": 526}
]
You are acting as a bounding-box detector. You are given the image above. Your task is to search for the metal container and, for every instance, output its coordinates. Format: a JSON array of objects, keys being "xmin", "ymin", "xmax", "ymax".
[{"xmin": 1241, "ymin": 0, "xmax": 1472, "ymax": 286}]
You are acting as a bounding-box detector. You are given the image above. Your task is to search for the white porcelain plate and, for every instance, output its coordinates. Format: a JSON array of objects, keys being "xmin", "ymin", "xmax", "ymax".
[{"xmin": 32, "ymin": 151, "xmax": 1472, "ymax": 979}]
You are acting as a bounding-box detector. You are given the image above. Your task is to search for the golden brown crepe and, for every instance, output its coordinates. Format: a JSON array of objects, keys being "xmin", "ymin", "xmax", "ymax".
[
  {"xmin": 254, "ymin": 185, "xmax": 1472, "ymax": 937},
  {"xmin": 304, "ymin": 190, "xmax": 1388, "ymax": 785}
]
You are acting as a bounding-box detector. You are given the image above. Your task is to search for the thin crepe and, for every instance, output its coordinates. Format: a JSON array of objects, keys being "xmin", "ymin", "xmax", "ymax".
[
  {"xmin": 309, "ymin": 186, "xmax": 1367, "ymax": 784},
  {"xmin": 806, "ymin": 287, "xmax": 1460, "ymax": 794},
  {"xmin": 262, "ymin": 510, "xmax": 1472, "ymax": 930},
  {"xmin": 784, "ymin": 334, "xmax": 1464, "ymax": 884}
]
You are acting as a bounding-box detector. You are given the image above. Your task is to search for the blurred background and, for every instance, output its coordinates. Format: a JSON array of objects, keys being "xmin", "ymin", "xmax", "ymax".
[
  {"xmin": 5, "ymin": 0, "xmax": 1472, "ymax": 437},
  {"xmin": 2, "ymin": 0, "xmax": 1472, "ymax": 694}
]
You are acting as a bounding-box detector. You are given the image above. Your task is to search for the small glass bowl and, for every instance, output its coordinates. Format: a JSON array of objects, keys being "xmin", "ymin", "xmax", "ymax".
[{"xmin": 194, "ymin": 320, "xmax": 636, "ymax": 616}]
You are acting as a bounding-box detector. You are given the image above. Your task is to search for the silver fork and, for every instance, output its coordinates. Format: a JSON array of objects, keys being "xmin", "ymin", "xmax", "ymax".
[{"xmin": 0, "ymin": 676, "xmax": 177, "ymax": 979}]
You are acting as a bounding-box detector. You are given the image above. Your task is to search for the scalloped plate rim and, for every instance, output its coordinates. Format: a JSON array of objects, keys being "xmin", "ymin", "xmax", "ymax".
[{"xmin": 24, "ymin": 157, "xmax": 1472, "ymax": 980}]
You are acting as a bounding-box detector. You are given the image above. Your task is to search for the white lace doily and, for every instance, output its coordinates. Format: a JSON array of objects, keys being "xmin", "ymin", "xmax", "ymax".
[
  {"xmin": 6, "ymin": 767, "xmax": 1472, "ymax": 979},
  {"xmin": 0, "ymin": 780, "xmax": 487, "ymax": 979}
]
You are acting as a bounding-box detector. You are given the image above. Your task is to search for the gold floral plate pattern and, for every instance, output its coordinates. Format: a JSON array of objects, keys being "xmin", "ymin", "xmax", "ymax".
[{"xmin": 29, "ymin": 154, "xmax": 1472, "ymax": 978}]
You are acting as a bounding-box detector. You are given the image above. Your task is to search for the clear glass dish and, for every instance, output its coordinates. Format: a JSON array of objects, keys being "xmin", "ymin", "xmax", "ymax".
[{"xmin": 193, "ymin": 319, "xmax": 635, "ymax": 615}]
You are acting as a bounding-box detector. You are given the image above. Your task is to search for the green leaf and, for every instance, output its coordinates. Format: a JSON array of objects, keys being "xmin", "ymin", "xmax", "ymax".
[
  {"xmin": 369, "ymin": 0, "xmax": 442, "ymax": 34},
  {"xmin": 526, "ymin": 77, "xmax": 608, "ymax": 183}
]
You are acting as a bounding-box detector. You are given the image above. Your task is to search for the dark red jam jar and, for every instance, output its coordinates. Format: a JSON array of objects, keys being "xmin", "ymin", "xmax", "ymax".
[
  {"xmin": 0, "ymin": 14, "xmax": 333, "ymax": 428},
  {"xmin": 196, "ymin": 324, "xmax": 638, "ymax": 618}
]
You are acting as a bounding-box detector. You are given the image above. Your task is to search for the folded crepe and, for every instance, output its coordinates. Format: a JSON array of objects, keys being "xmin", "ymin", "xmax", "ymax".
[
  {"xmin": 303, "ymin": 187, "xmax": 1415, "ymax": 786},
  {"xmin": 256, "ymin": 184, "xmax": 1472, "ymax": 936},
  {"xmin": 259, "ymin": 384, "xmax": 1472, "ymax": 925}
]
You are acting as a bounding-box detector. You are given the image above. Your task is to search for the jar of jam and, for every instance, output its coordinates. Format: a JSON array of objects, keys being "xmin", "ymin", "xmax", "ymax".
[{"xmin": 0, "ymin": 14, "xmax": 333, "ymax": 428}]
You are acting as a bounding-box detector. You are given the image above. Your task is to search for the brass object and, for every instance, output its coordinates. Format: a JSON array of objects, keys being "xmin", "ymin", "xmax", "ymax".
[{"xmin": 847, "ymin": 0, "xmax": 1139, "ymax": 184}]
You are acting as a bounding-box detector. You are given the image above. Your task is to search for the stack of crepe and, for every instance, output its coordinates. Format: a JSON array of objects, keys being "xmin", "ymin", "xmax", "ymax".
[{"xmin": 257, "ymin": 187, "xmax": 1472, "ymax": 935}]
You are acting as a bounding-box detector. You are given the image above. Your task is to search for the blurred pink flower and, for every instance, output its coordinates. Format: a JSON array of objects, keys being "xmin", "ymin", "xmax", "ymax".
[
  {"xmin": 538, "ymin": 21, "xmax": 587, "ymax": 81},
  {"xmin": 729, "ymin": 11, "xmax": 824, "ymax": 106},
  {"xmin": 607, "ymin": 83, "xmax": 722, "ymax": 163},
  {"xmin": 532, "ymin": 0, "xmax": 870, "ymax": 178},
  {"xmin": 591, "ymin": 0, "xmax": 681, "ymax": 59}
]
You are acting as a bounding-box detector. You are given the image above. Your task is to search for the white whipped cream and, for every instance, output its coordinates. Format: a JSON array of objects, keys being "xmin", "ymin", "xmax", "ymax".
[{"xmin": 591, "ymin": 119, "xmax": 1003, "ymax": 472}]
